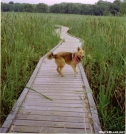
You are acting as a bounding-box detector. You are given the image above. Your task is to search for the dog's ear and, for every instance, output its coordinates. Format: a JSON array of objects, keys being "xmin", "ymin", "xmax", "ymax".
[{"xmin": 77, "ymin": 47, "xmax": 80, "ymax": 51}]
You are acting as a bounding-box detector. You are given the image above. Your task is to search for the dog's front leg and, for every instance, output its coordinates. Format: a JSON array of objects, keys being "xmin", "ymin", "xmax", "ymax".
[{"xmin": 72, "ymin": 65, "xmax": 78, "ymax": 77}]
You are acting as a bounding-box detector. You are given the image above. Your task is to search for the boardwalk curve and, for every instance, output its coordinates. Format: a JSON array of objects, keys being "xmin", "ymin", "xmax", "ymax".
[{"xmin": 0, "ymin": 25, "xmax": 101, "ymax": 133}]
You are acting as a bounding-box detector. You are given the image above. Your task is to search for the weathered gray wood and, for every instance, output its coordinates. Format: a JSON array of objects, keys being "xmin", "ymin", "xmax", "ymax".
[
  {"xmin": 9, "ymin": 126, "xmax": 91, "ymax": 133},
  {"xmin": 18, "ymin": 109, "xmax": 86, "ymax": 117},
  {"xmin": 23, "ymin": 98, "xmax": 85, "ymax": 104},
  {"xmin": 26, "ymin": 95, "xmax": 85, "ymax": 100},
  {"xmin": 19, "ymin": 105, "xmax": 88, "ymax": 112},
  {"xmin": 29, "ymin": 89, "xmax": 84, "ymax": 92},
  {"xmin": 33, "ymin": 81, "xmax": 83, "ymax": 85},
  {"xmin": 28, "ymin": 92, "xmax": 85, "ymax": 97},
  {"xmin": 29, "ymin": 86, "xmax": 83, "ymax": 89},
  {"xmin": 32, "ymin": 84, "xmax": 84, "ymax": 88},
  {"xmin": 13, "ymin": 120, "xmax": 90, "ymax": 129},
  {"xmin": 22, "ymin": 102, "xmax": 85, "ymax": 108},
  {"xmin": 16, "ymin": 114, "xmax": 87, "ymax": 123},
  {"xmin": 34, "ymin": 77, "xmax": 82, "ymax": 81}
]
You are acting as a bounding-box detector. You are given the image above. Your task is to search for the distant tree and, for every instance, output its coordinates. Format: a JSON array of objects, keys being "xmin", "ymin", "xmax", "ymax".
[
  {"xmin": 1, "ymin": 3, "xmax": 10, "ymax": 12},
  {"xmin": 113, "ymin": 0, "xmax": 121, "ymax": 7},
  {"xmin": 8, "ymin": 1, "xmax": 14, "ymax": 11},
  {"xmin": 13, "ymin": 3, "xmax": 24, "ymax": 12},
  {"xmin": 50, "ymin": 4, "xmax": 61, "ymax": 13},
  {"xmin": 120, "ymin": 1, "xmax": 126, "ymax": 14},
  {"xmin": 24, "ymin": 4, "xmax": 34, "ymax": 12},
  {"xmin": 110, "ymin": 0, "xmax": 121, "ymax": 15},
  {"xmin": 35, "ymin": 3, "xmax": 48, "ymax": 13},
  {"xmin": 9, "ymin": 1, "xmax": 14, "ymax": 4},
  {"xmin": 80, "ymin": 4, "xmax": 90, "ymax": 15},
  {"xmin": 87, "ymin": 5, "xmax": 95, "ymax": 15},
  {"xmin": 96, "ymin": 0, "xmax": 112, "ymax": 15},
  {"xmin": 72, "ymin": 3, "xmax": 81, "ymax": 14},
  {"xmin": 1, "ymin": 0, "xmax": 123, "ymax": 15},
  {"xmin": 50, "ymin": 3, "xmax": 81, "ymax": 14}
]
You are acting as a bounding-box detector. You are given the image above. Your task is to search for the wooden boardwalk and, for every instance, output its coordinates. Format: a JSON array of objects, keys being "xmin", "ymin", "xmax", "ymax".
[{"xmin": 0, "ymin": 26, "xmax": 101, "ymax": 133}]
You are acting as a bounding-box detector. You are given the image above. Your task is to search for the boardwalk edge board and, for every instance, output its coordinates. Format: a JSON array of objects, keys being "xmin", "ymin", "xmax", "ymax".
[
  {"xmin": 78, "ymin": 63, "xmax": 102, "ymax": 133},
  {"xmin": 0, "ymin": 36, "xmax": 63, "ymax": 133}
]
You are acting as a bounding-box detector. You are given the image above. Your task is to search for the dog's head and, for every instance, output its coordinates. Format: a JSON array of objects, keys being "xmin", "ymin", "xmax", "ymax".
[{"xmin": 75, "ymin": 47, "xmax": 85, "ymax": 63}]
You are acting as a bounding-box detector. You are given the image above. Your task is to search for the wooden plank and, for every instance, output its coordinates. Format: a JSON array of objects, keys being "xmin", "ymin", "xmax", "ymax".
[
  {"xmin": 57, "ymin": 46, "xmax": 79, "ymax": 48},
  {"xmin": 28, "ymin": 91, "xmax": 84, "ymax": 97},
  {"xmin": 39, "ymin": 67, "xmax": 80, "ymax": 70},
  {"xmin": 36, "ymin": 76, "xmax": 82, "ymax": 80},
  {"xmin": 37, "ymin": 73, "xmax": 81, "ymax": 77},
  {"xmin": 20, "ymin": 105, "xmax": 88, "ymax": 112},
  {"xmin": 38, "ymin": 69, "xmax": 80, "ymax": 72},
  {"xmin": 34, "ymin": 77, "xmax": 82, "ymax": 81},
  {"xmin": 23, "ymin": 98, "xmax": 85, "ymax": 104},
  {"xmin": 33, "ymin": 81, "xmax": 83, "ymax": 85},
  {"xmin": 29, "ymin": 90, "xmax": 84, "ymax": 93},
  {"xmin": 40, "ymin": 65, "xmax": 80, "ymax": 69},
  {"xmin": 12, "ymin": 120, "xmax": 90, "ymax": 129},
  {"xmin": 16, "ymin": 114, "xmax": 87, "ymax": 123},
  {"xmin": 26, "ymin": 94, "xmax": 85, "ymax": 101},
  {"xmin": 39, "ymin": 65, "xmax": 79, "ymax": 68},
  {"xmin": 37, "ymin": 71, "xmax": 81, "ymax": 75},
  {"xmin": 38, "ymin": 65, "xmax": 80, "ymax": 70},
  {"xmin": 18, "ymin": 109, "xmax": 86, "ymax": 117},
  {"xmin": 26, "ymin": 95, "xmax": 84, "ymax": 100},
  {"xmin": 27, "ymin": 89, "xmax": 85, "ymax": 93},
  {"xmin": 34, "ymin": 82, "xmax": 84, "ymax": 84},
  {"xmin": 32, "ymin": 84, "xmax": 84, "ymax": 88},
  {"xmin": 35, "ymin": 76, "xmax": 82, "ymax": 79},
  {"xmin": 22, "ymin": 102, "xmax": 85, "ymax": 108},
  {"xmin": 29, "ymin": 86, "xmax": 84, "ymax": 90},
  {"xmin": 37, "ymin": 69, "xmax": 80, "ymax": 72},
  {"xmin": 37, "ymin": 70, "xmax": 81, "ymax": 73},
  {"xmin": 9, "ymin": 126, "xmax": 90, "ymax": 133}
]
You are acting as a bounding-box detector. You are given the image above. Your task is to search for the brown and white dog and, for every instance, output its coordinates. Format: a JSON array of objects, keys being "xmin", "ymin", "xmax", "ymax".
[{"xmin": 47, "ymin": 47, "xmax": 85, "ymax": 77}]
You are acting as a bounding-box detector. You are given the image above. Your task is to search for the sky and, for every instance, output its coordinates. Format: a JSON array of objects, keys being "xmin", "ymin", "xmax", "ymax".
[{"xmin": 2, "ymin": 0, "xmax": 115, "ymax": 5}]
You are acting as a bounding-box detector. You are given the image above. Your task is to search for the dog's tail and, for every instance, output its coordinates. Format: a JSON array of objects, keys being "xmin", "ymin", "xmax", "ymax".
[{"xmin": 47, "ymin": 52, "xmax": 55, "ymax": 60}]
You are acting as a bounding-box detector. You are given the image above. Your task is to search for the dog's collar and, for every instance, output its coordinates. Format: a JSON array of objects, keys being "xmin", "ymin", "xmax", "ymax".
[
  {"xmin": 74, "ymin": 54, "xmax": 79, "ymax": 64},
  {"xmin": 72, "ymin": 53, "xmax": 79, "ymax": 64}
]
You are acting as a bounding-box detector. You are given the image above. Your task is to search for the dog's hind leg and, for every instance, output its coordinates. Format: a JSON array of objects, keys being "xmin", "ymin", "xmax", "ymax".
[
  {"xmin": 59, "ymin": 64, "xmax": 65, "ymax": 77},
  {"xmin": 55, "ymin": 58, "xmax": 65, "ymax": 77},
  {"xmin": 56, "ymin": 66, "xmax": 60, "ymax": 75}
]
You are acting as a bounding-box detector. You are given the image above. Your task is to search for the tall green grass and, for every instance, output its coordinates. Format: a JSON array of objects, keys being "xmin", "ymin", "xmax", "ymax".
[
  {"xmin": 1, "ymin": 12, "xmax": 60, "ymax": 124},
  {"xmin": 77, "ymin": 17, "xmax": 125, "ymax": 131}
]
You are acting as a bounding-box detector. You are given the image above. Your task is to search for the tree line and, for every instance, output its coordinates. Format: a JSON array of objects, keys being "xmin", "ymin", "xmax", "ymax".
[{"xmin": 1, "ymin": 0, "xmax": 126, "ymax": 16}]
